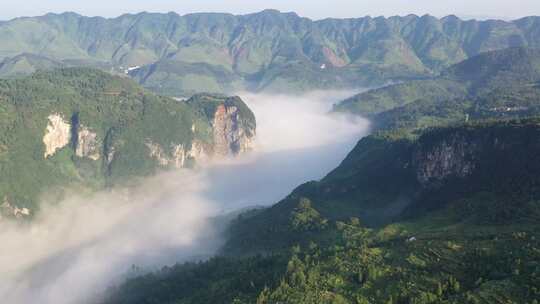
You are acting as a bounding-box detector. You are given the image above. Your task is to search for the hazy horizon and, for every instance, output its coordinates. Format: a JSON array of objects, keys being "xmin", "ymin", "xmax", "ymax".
[{"xmin": 0, "ymin": 0, "xmax": 539, "ymax": 21}]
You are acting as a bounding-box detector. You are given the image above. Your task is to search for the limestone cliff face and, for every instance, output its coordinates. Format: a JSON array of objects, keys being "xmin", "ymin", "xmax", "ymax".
[
  {"xmin": 43, "ymin": 115, "xmax": 101, "ymax": 160},
  {"xmin": 37, "ymin": 94, "xmax": 256, "ymax": 196},
  {"xmin": 188, "ymin": 140, "xmax": 207, "ymax": 161},
  {"xmin": 41, "ymin": 97, "xmax": 256, "ymax": 173},
  {"xmin": 76, "ymin": 126, "xmax": 100, "ymax": 160},
  {"xmin": 145, "ymin": 141, "xmax": 172, "ymax": 166},
  {"xmin": 1, "ymin": 197, "xmax": 31, "ymax": 219},
  {"xmin": 43, "ymin": 114, "xmax": 71, "ymax": 158},
  {"xmin": 414, "ymin": 134, "xmax": 478, "ymax": 185},
  {"xmin": 144, "ymin": 100, "xmax": 256, "ymax": 168},
  {"xmin": 212, "ymin": 103, "xmax": 255, "ymax": 157},
  {"xmin": 145, "ymin": 140, "xmax": 209, "ymax": 169},
  {"xmin": 146, "ymin": 141, "xmax": 190, "ymax": 168},
  {"xmin": 410, "ymin": 126, "xmax": 530, "ymax": 188}
]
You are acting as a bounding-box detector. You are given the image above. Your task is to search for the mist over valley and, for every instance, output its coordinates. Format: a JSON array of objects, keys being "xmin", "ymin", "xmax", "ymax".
[
  {"xmin": 0, "ymin": 4, "xmax": 540, "ymax": 304},
  {"xmin": 0, "ymin": 91, "xmax": 369, "ymax": 304}
]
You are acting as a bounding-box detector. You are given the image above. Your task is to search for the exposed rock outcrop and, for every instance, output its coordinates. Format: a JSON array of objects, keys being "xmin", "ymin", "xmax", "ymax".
[
  {"xmin": 145, "ymin": 140, "xmax": 209, "ymax": 169},
  {"xmin": 145, "ymin": 141, "xmax": 170, "ymax": 166},
  {"xmin": 144, "ymin": 98, "xmax": 256, "ymax": 168},
  {"xmin": 43, "ymin": 114, "xmax": 71, "ymax": 158},
  {"xmin": 106, "ymin": 146, "xmax": 116, "ymax": 166},
  {"xmin": 414, "ymin": 134, "xmax": 477, "ymax": 185},
  {"xmin": 171, "ymin": 144, "xmax": 188, "ymax": 168},
  {"xmin": 1, "ymin": 197, "xmax": 31, "ymax": 219},
  {"xmin": 41, "ymin": 95, "xmax": 256, "ymax": 172},
  {"xmin": 43, "ymin": 114, "xmax": 101, "ymax": 160},
  {"xmin": 76, "ymin": 126, "xmax": 100, "ymax": 160},
  {"xmin": 188, "ymin": 140, "xmax": 207, "ymax": 161},
  {"xmin": 145, "ymin": 94, "xmax": 256, "ymax": 167},
  {"xmin": 212, "ymin": 103, "xmax": 255, "ymax": 156}
]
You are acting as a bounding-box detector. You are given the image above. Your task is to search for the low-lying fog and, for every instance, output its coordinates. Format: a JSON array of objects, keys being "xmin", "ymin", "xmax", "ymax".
[{"xmin": 0, "ymin": 91, "xmax": 370, "ymax": 304}]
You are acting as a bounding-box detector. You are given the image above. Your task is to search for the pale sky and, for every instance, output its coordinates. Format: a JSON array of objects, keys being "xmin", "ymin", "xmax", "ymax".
[{"xmin": 1, "ymin": 0, "xmax": 539, "ymax": 21}]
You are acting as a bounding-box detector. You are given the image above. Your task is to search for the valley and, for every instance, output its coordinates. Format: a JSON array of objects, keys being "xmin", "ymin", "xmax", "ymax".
[
  {"xmin": 0, "ymin": 89, "xmax": 369, "ymax": 304},
  {"xmin": 99, "ymin": 47, "xmax": 540, "ymax": 304},
  {"xmin": 0, "ymin": 6, "xmax": 539, "ymax": 304}
]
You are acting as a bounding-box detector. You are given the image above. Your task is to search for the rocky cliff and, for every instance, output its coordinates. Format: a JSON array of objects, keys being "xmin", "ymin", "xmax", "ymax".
[
  {"xmin": 75, "ymin": 126, "xmax": 101, "ymax": 160},
  {"xmin": 144, "ymin": 141, "xmax": 205, "ymax": 169},
  {"xmin": 0, "ymin": 197, "xmax": 31, "ymax": 219},
  {"xmin": 414, "ymin": 133, "xmax": 478, "ymax": 185},
  {"xmin": 254, "ymin": 119, "xmax": 540, "ymax": 228},
  {"xmin": 143, "ymin": 94, "xmax": 256, "ymax": 168},
  {"xmin": 186, "ymin": 93, "xmax": 256, "ymax": 157},
  {"xmin": 0, "ymin": 69, "xmax": 256, "ymax": 214},
  {"xmin": 43, "ymin": 114, "xmax": 71, "ymax": 158},
  {"xmin": 212, "ymin": 103, "xmax": 255, "ymax": 156},
  {"xmin": 410, "ymin": 123, "xmax": 540, "ymax": 189},
  {"xmin": 40, "ymin": 93, "xmax": 255, "ymax": 172}
]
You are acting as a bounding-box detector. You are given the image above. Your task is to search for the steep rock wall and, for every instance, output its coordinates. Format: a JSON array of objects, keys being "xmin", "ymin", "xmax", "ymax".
[
  {"xmin": 212, "ymin": 103, "xmax": 254, "ymax": 156},
  {"xmin": 144, "ymin": 99, "xmax": 256, "ymax": 168},
  {"xmin": 414, "ymin": 134, "xmax": 478, "ymax": 185},
  {"xmin": 43, "ymin": 114, "xmax": 71, "ymax": 158},
  {"xmin": 76, "ymin": 126, "xmax": 100, "ymax": 160}
]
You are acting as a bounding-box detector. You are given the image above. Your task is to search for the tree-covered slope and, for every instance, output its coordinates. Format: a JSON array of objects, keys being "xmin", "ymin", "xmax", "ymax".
[
  {"xmin": 0, "ymin": 68, "xmax": 255, "ymax": 214},
  {"xmin": 334, "ymin": 79, "xmax": 468, "ymax": 116},
  {"xmin": 334, "ymin": 47, "xmax": 540, "ymax": 131},
  {"xmin": 105, "ymin": 214, "xmax": 540, "ymax": 304},
  {"xmin": 0, "ymin": 53, "xmax": 66, "ymax": 78},
  {"xmin": 1, "ymin": 11, "xmax": 540, "ymax": 95},
  {"xmin": 335, "ymin": 48, "xmax": 540, "ymax": 129},
  {"xmin": 128, "ymin": 60, "xmax": 244, "ymax": 97},
  {"xmin": 224, "ymin": 119, "xmax": 540, "ymax": 254},
  {"xmin": 103, "ymin": 119, "xmax": 540, "ymax": 304},
  {"xmin": 443, "ymin": 47, "xmax": 540, "ymax": 90}
]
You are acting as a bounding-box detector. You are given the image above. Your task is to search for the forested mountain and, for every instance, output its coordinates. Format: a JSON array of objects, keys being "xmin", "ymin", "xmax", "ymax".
[
  {"xmin": 225, "ymin": 118, "xmax": 540, "ymax": 249},
  {"xmin": 0, "ymin": 53, "xmax": 66, "ymax": 78},
  {"xmin": 1, "ymin": 11, "xmax": 540, "ymax": 95},
  {"xmin": 104, "ymin": 119, "xmax": 540, "ymax": 304},
  {"xmin": 100, "ymin": 47, "xmax": 540, "ymax": 304},
  {"xmin": 0, "ymin": 68, "xmax": 255, "ymax": 214},
  {"xmin": 334, "ymin": 47, "xmax": 540, "ymax": 130}
]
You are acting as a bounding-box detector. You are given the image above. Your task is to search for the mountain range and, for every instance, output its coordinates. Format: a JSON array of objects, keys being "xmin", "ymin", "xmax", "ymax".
[
  {"xmin": 1, "ymin": 10, "xmax": 540, "ymax": 95},
  {"xmin": 101, "ymin": 47, "xmax": 540, "ymax": 304},
  {"xmin": 1, "ymin": 9, "xmax": 540, "ymax": 304}
]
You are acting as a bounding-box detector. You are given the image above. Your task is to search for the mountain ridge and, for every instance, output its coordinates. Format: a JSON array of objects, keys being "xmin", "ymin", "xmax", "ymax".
[
  {"xmin": 1, "ymin": 11, "xmax": 540, "ymax": 95},
  {"xmin": 4, "ymin": 11, "xmax": 534, "ymax": 23},
  {"xmin": 334, "ymin": 47, "xmax": 540, "ymax": 131}
]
